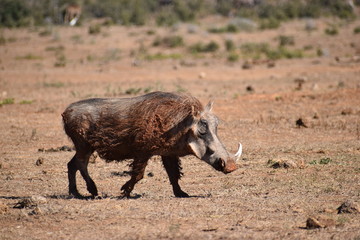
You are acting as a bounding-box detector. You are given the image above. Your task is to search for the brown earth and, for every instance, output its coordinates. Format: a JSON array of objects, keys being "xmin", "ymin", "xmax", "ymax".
[{"xmin": 1, "ymin": 17, "xmax": 360, "ymax": 239}]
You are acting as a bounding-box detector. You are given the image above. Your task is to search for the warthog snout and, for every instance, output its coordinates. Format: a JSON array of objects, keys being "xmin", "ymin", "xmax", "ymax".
[{"xmin": 213, "ymin": 158, "xmax": 237, "ymax": 174}]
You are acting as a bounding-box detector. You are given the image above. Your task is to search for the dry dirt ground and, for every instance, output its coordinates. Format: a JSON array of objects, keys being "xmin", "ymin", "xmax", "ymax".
[{"xmin": 0, "ymin": 17, "xmax": 360, "ymax": 239}]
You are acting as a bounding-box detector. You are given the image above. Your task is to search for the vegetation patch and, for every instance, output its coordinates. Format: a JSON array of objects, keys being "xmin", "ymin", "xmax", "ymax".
[
  {"xmin": 152, "ymin": 35, "xmax": 184, "ymax": 48},
  {"xmin": 225, "ymin": 39, "xmax": 236, "ymax": 52},
  {"xmin": 145, "ymin": 53, "xmax": 182, "ymax": 61},
  {"xmin": 227, "ymin": 52, "xmax": 239, "ymax": 62},
  {"xmin": 208, "ymin": 24, "xmax": 238, "ymax": 34},
  {"xmin": 19, "ymin": 100, "xmax": 34, "ymax": 104},
  {"xmin": 16, "ymin": 54, "xmax": 43, "ymax": 60},
  {"xmin": 43, "ymin": 82, "xmax": 65, "ymax": 88},
  {"xmin": 325, "ymin": 26, "xmax": 338, "ymax": 36},
  {"xmin": 0, "ymin": 98, "xmax": 15, "ymax": 106},
  {"xmin": 89, "ymin": 24, "xmax": 101, "ymax": 35},
  {"xmin": 189, "ymin": 41, "xmax": 220, "ymax": 54},
  {"xmin": 240, "ymin": 42, "xmax": 304, "ymax": 60},
  {"xmin": 353, "ymin": 26, "xmax": 360, "ymax": 34},
  {"xmin": 309, "ymin": 157, "xmax": 332, "ymax": 165}
]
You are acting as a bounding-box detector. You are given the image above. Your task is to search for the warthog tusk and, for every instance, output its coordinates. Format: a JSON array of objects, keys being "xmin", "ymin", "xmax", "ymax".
[{"xmin": 234, "ymin": 143, "xmax": 242, "ymax": 162}]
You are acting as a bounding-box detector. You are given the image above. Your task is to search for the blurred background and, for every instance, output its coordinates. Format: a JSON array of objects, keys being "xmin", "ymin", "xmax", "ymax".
[{"xmin": 1, "ymin": 0, "xmax": 359, "ymax": 28}]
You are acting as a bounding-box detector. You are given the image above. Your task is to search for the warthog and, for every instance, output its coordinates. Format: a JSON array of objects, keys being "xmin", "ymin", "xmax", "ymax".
[{"xmin": 62, "ymin": 91, "xmax": 241, "ymax": 198}]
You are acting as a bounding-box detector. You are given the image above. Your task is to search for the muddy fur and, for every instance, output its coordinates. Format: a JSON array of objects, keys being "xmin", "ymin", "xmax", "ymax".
[
  {"xmin": 63, "ymin": 92, "xmax": 203, "ymax": 161},
  {"xmin": 62, "ymin": 91, "xmax": 236, "ymax": 198},
  {"xmin": 62, "ymin": 92, "xmax": 207, "ymax": 198}
]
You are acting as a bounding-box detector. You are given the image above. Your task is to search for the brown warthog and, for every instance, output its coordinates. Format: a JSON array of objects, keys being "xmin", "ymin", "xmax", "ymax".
[{"xmin": 62, "ymin": 91, "xmax": 240, "ymax": 198}]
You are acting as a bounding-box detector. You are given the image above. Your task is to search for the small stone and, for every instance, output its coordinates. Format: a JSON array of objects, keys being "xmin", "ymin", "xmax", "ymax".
[
  {"xmin": 246, "ymin": 85, "xmax": 254, "ymax": 93},
  {"xmin": 29, "ymin": 206, "xmax": 42, "ymax": 215},
  {"xmin": 294, "ymin": 77, "xmax": 307, "ymax": 90},
  {"xmin": 306, "ymin": 216, "xmax": 336, "ymax": 229},
  {"xmin": 268, "ymin": 158, "xmax": 304, "ymax": 169},
  {"xmin": 0, "ymin": 201, "xmax": 9, "ymax": 214},
  {"xmin": 14, "ymin": 198, "xmax": 35, "ymax": 209},
  {"xmin": 36, "ymin": 157, "xmax": 44, "ymax": 166},
  {"xmin": 341, "ymin": 108, "xmax": 352, "ymax": 115},
  {"xmin": 199, "ymin": 72, "xmax": 206, "ymax": 79},
  {"xmin": 337, "ymin": 200, "xmax": 360, "ymax": 214},
  {"xmin": 30, "ymin": 195, "xmax": 47, "ymax": 205},
  {"xmin": 296, "ymin": 118, "xmax": 308, "ymax": 128},
  {"xmin": 242, "ymin": 61, "xmax": 252, "ymax": 69}
]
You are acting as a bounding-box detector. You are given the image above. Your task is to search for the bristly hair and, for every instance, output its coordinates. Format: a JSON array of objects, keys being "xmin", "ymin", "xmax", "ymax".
[
  {"xmin": 85, "ymin": 92, "xmax": 204, "ymax": 160},
  {"xmin": 130, "ymin": 92, "xmax": 203, "ymax": 153}
]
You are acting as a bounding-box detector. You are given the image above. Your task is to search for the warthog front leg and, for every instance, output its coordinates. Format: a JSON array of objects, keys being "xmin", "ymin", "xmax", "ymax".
[
  {"xmin": 120, "ymin": 158, "xmax": 149, "ymax": 198},
  {"xmin": 162, "ymin": 156, "xmax": 189, "ymax": 198}
]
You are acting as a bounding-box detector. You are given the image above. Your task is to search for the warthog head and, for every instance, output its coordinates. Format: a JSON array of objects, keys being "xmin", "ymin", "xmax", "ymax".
[{"xmin": 188, "ymin": 102, "xmax": 241, "ymax": 174}]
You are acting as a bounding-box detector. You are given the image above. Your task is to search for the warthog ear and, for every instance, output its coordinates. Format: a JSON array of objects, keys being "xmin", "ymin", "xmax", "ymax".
[
  {"xmin": 188, "ymin": 135, "xmax": 206, "ymax": 159},
  {"xmin": 191, "ymin": 105, "xmax": 201, "ymax": 118},
  {"xmin": 205, "ymin": 101, "xmax": 213, "ymax": 112}
]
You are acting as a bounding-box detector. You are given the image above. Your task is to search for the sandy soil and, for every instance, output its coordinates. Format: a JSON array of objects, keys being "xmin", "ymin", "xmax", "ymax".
[{"xmin": 1, "ymin": 17, "xmax": 360, "ymax": 239}]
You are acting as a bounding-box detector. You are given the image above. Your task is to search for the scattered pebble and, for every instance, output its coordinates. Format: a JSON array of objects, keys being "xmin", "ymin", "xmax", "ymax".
[
  {"xmin": 30, "ymin": 195, "xmax": 47, "ymax": 205},
  {"xmin": 268, "ymin": 158, "xmax": 304, "ymax": 169},
  {"xmin": 199, "ymin": 72, "xmax": 206, "ymax": 79},
  {"xmin": 38, "ymin": 145, "xmax": 73, "ymax": 152},
  {"xmin": 341, "ymin": 108, "xmax": 352, "ymax": 115},
  {"xmin": 296, "ymin": 118, "xmax": 308, "ymax": 128},
  {"xmin": 246, "ymin": 85, "xmax": 254, "ymax": 93},
  {"xmin": 36, "ymin": 157, "xmax": 44, "ymax": 166},
  {"xmin": 294, "ymin": 77, "xmax": 307, "ymax": 90},
  {"xmin": 306, "ymin": 216, "xmax": 336, "ymax": 229},
  {"xmin": 14, "ymin": 198, "xmax": 35, "ymax": 209},
  {"xmin": 242, "ymin": 61, "xmax": 252, "ymax": 69},
  {"xmin": 337, "ymin": 200, "xmax": 360, "ymax": 214},
  {"xmin": 0, "ymin": 201, "xmax": 9, "ymax": 214}
]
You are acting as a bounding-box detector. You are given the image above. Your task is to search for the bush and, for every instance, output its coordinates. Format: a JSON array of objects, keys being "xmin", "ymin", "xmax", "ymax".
[
  {"xmin": 278, "ymin": 35, "xmax": 295, "ymax": 47},
  {"xmin": 0, "ymin": 0, "xmax": 30, "ymax": 27},
  {"xmin": 227, "ymin": 52, "xmax": 239, "ymax": 62},
  {"xmin": 325, "ymin": 26, "xmax": 338, "ymax": 36},
  {"xmin": 354, "ymin": 26, "xmax": 360, "ymax": 34},
  {"xmin": 88, "ymin": 24, "xmax": 101, "ymax": 35},
  {"xmin": 240, "ymin": 42, "xmax": 303, "ymax": 60},
  {"xmin": 225, "ymin": 39, "xmax": 236, "ymax": 52},
  {"xmin": 259, "ymin": 18, "xmax": 281, "ymax": 30},
  {"xmin": 152, "ymin": 35, "xmax": 184, "ymax": 48},
  {"xmin": 189, "ymin": 41, "xmax": 220, "ymax": 53},
  {"xmin": 208, "ymin": 24, "xmax": 238, "ymax": 34}
]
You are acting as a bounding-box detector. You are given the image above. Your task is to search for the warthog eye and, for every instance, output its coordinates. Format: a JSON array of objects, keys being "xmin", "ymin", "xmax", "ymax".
[{"xmin": 198, "ymin": 119, "xmax": 208, "ymax": 135}]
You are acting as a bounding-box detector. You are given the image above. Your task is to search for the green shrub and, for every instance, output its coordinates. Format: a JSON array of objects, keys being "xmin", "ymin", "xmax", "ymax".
[
  {"xmin": 208, "ymin": 24, "xmax": 238, "ymax": 34},
  {"xmin": 54, "ymin": 54, "xmax": 66, "ymax": 67},
  {"xmin": 0, "ymin": 0, "xmax": 30, "ymax": 27},
  {"xmin": 156, "ymin": 9, "xmax": 178, "ymax": 26},
  {"xmin": 278, "ymin": 35, "xmax": 295, "ymax": 47},
  {"xmin": 259, "ymin": 17, "xmax": 281, "ymax": 30},
  {"xmin": 325, "ymin": 26, "xmax": 338, "ymax": 36},
  {"xmin": 225, "ymin": 39, "xmax": 236, "ymax": 52},
  {"xmin": 240, "ymin": 42, "xmax": 303, "ymax": 60},
  {"xmin": 265, "ymin": 47, "xmax": 303, "ymax": 60},
  {"xmin": 153, "ymin": 35, "xmax": 184, "ymax": 48},
  {"xmin": 354, "ymin": 26, "xmax": 360, "ymax": 34},
  {"xmin": 0, "ymin": 34, "xmax": 6, "ymax": 45},
  {"xmin": 89, "ymin": 24, "xmax": 101, "ymax": 35},
  {"xmin": 16, "ymin": 54, "xmax": 43, "ymax": 60},
  {"xmin": 145, "ymin": 53, "xmax": 182, "ymax": 61},
  {"xmin": 189, "ymin": 41, "xmax": 219, "ymax": 53},
  {"xmin": 319, "ymin": 157, "xmax": 332, "ymax": 165},
  {"xmin": 227, "ymin": 52, "xmax": 239, "ymax": 62},
  {"xmin": 19, "ymin": 100, "xmax": 34, "ymax": 104},
  {"xmin": 0, "ymin": 98, "xmax": 15, "ymax": 106}
]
